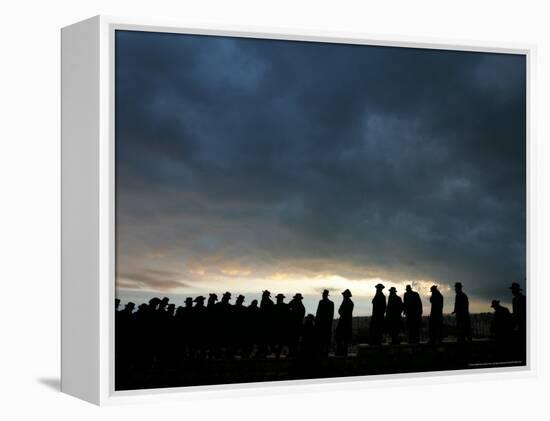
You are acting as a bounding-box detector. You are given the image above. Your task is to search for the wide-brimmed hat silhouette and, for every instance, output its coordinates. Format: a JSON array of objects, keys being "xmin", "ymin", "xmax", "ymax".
[
  {"xmin": 455, "ymin": 282, "xmax": 463, "ymax": 288},
  {"xmin": 405, "ymin": 284, "xmax": 412, "ymax": 291},
  {"xmin": 262, "ymin": 290, "xmax": 271, "ymax": 296},
  {"xmin": 510, "ymin": 282, "xmax": 523, "ymax": 291},
  {"xmin": 388, "ymin": 286, "xmax": 397, "ymax": 292},
  {"xmin": 430, "ymin": 285, "xmax": 438, "ymax": 291},
  {"xmin": 375, "ymin": 283, "xmax": 385, "ymax": 290},
  {"xmin": 342, "ymin": 289, "xmax": 352, "ymax": 297},
  {"xmin": 293, "ymin": 293, "xmax": 304, "ymax": 299},
  {"xmin": 275, "ymin": 293, "xmax": 286, "ymax": 299},
  {"xmin": 194, "ymin": 296, "xmax": 205, "ymax": 302},
  {"xmin": 490, "ymin": 299, "xmax": 500, "ymax": 308}
]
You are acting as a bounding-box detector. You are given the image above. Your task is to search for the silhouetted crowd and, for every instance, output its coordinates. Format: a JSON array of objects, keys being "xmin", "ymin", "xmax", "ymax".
[{"xmin": 115, "ymin": 281, "xmax": 526, "ymax": 370}]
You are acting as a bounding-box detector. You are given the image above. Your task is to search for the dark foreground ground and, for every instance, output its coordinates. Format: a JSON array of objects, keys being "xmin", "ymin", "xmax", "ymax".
[{"xmin": 115, "ymin": 339, "xmax": 526, "ymax": 391}]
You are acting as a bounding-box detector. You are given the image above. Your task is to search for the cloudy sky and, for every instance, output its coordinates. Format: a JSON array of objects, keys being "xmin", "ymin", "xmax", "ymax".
[{"xmin": 114, "ymin": 30, "xmax": 526, "ymax": 315}]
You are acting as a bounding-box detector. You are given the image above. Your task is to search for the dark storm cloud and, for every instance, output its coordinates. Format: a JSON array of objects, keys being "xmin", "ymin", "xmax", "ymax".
[{"xmin": 115, "ymin": 30, "xmax": 526, "ymax": 302}]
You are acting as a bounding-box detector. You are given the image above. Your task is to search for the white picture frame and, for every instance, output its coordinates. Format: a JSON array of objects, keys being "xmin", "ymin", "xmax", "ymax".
[{"xmin": 61, "ymin": 15, "xmax": 535, "ymax": 405}]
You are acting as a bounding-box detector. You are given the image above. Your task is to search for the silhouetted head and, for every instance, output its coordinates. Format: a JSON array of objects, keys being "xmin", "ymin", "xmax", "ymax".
[
  {"xmin": 375, "ymin": 283, "xmax": 385, "ymax": 291},
  {"xmin": 138, "ymin": 303, "xmax": 148, "ymax": 312},
  {"xmin": 406, "ymin": 285, "xmax": 412, "ymax": 292},
  {"xmin": 208, "ymin": 293, "xmax": 218, "ymax": 303},
  {"xmin": 222, "ymin": 291, "xmax": 232, "ymax": 303},
  {"xmin": 322, "ymin": 289, "xmax": 330, "ymax": 299},
  {"xmin": 510, "ymin": 282, "xmax": 523, "ymax": 295},
  {"xmin": 149, "ymin": 297, "xmax": 161, "ymax": 310},
  {"xmin": 236, "ymin": 295, "xmax": 245, "ymax": 305},
  {"xmin": 194, "ymin": 296, "xmax": 206, "ymax": 305},
  {"xmin": 389, "ymin": 286, "xmax": 397, "ymax": 295},
  {"xmin": 262, "ymin": 290, "xmax": 271, "ymax": 298},
  {"xmin": 249, "ymin": 299, "xmax": 258, "ymax": 308},
  {"xmin": 115, "ymin": 298, "xmax": 120, "ymax": 310},
  {"xmin": 293, "ymin": 293, "xmax": 304, "ymax": 300},
  {"xmin": 454, "ymin": 282, "xmax": 463, "ymax": 292},
  {"xmin": 159, "ymin": 297, "xmax": 169, "ymax": 310},
  {"xmin": 430, "ymin": 285, "xmax": 438, "ymax": 292},
  {"xmin": 342, "ymin": 289, "xmax": 352, "ymax": 298},
  {"xmin": 275, "ymin": 293, "xmax": 286, "ymax": 303},
  {"xmin": 491, "ymin": 299, "xmax": 500, "ymax": 309},
  {"xmin": 185, "ymin": 297, "xmax": 193, "ymax": 307},
  {"xmin": 125, "ymin": 302, "xmax": 135, "ymax": 312}
]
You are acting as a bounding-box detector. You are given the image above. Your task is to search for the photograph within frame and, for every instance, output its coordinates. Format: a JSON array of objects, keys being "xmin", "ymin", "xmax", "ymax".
[{"xmin": 113, "ymin": 29, "xmax": 527, "ymax": 391}]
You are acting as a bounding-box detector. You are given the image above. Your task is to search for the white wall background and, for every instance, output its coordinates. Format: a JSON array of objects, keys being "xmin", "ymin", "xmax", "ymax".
[{"xmin": 0, "ymin": 0, "xmax": 548, "ymax": 419}]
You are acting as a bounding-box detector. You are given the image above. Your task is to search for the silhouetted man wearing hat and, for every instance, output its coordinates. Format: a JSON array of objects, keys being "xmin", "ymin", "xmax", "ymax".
[
  {"xmin": 403, "ymin": 284, "xmax": 423, "ymax": 344},
  {"xmin": 453, "ymin": 282, "xmax": 471, "ymax": 342},
  {"xmin": 490, "ymin": 300, "xmax": 513, "ymax": 343},
  {"xmin": 429, "ymin": 285, "xmax": 444, "ymax": 344},
  {"xmin": 335, "ymin": 289, "xmax": 354, "ymax": 356},
  {"xmin": 206, "ymin": 293, "xmax": 219, "ymax": 358},
  {"xmin": 315, "ymin": 289, "xmax": 335, "ymax": 357},
  {"xmin": 370, "ymin": 284, "xmax": 386, "ymax": 345},
  {"xmin": 216, "ymin": 292, "xmax": 233, "ymax": 357},
  {"xmin": 273, "ymin": 293, "xmax": 289, "ymax": 358},
  {"xmin": 510, "ymin": 282, "xmax": 526, "ymax": 361},
  {"xmin": 386, "ymin": 287, "xmax": 404, "ymax": 345},
  {"xmin": 258, "ymin": 290, "xmax": 274, "ymax": 358},
  {"xmin": 288, "ymin": 293, "xmax": 306, "ymax": 357},
  {"xmin": 192, "ymin": 296, "xmax": 207, "ymax": 359},
  {"xmin": 116, "ymin": 301, "xmax": 135, "ymax": 370},
  {"xmin": 244, "ymin": 299, "xmax": 260, "ymax": 358},
  {"xmin": 230, "ymin": 295, "xmax": 247, "ymax": 357}
]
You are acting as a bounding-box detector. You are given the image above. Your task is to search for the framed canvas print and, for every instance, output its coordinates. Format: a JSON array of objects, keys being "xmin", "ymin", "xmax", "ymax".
[{"xmin": 61, "ymin": 16, "xmax": 533, "ymax": 405}]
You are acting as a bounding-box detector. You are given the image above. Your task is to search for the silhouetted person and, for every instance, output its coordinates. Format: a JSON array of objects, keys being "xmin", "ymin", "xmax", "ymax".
[
  {"xmin": 510, "ymin": 282, "xmax": 526, "ymax": 331},
  {"xmin": 273, "ymin": 293, "xmax": 289, "ymax": 358},
  {"xmin": 193, "ymin": 296, "xmax": 207, "ymax": 358},
  {"xmin": 147, "ymin": 297, "xmax": 163, "ymax": 367},
  {"xmin": 206, "ymin": 293, "xmax": 219, "ymax": 358},
  {"xmin": 258, "ymin": 290, "xmax": 274, "ymax": 358},
  {"xmin": 116, "ymin": 301, "xmax": 135, "ymax": 369},
  {"xmin": 370, "ymin": 284, "xmax": 386, "ymax": 345},
  {"xmin": 403, "ymin": 284, "xmax": 423, "ymax": 343},
  {"xmin": 315, "ymin": 289, "xmax": 334, "ymax": 357},
  {"xmin": 232, "ymin": 295, "xmax": 247, "ymax": 357},
  {"xmin": 156, "ymin": 298, "xmax": 174, "ymax": 367},
  {"xmin": 300, "ymin": 314, "xmax": 317, "ymax": 358},
  {"xmin": 161, "ymin": 303, "xmax": 176, "ymax": 366},
  {"xmin": 335, "ymin": 289, "xmax": 354, "ymax": 356},
  {"xmin": 288, "ymin": 293, "xmax": 305, "ymax": 357},
  {"xmin": 215, "ymin": 292, "xmax": 233, "ymax": 357},
  {"xmin": 490, "ymin": 300, "xmax": 513, "ymax": 343},
  {"xmin": 429, "ymin": 285, "xmax": 444, "ymax": 344},
  {"xmin": 453, "ymin": 282, "xmax": 471, "ymax": 342},
  {"xmin": 386, "ymin": 287, "xmax": 404, "ymax": 345},
  {"xmin": 510, "ymin": 282, "xmax": 526, "ymax": 360},
  {"xmin": 115, "ymin": 298, "xmax": 121, "ymax": 311},
  {"xmin": 180, "ymin": 297, "xmax": 194, "ymax": 357},
  {"xmin": 244, "ymin": 299, "xmax": 260, "ymax": 358}
]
